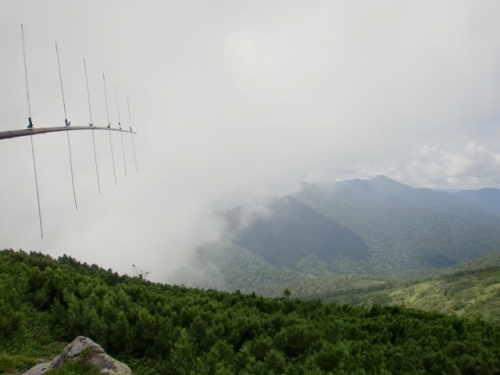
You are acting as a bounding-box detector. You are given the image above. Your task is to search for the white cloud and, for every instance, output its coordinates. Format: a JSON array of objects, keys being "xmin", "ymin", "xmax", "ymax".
[
  {"xmin": 343, "ymin": 138, "xmax": 500, "ymax": 189},
  {"xmin": 2, "ymin": 1, "xmax": 500, "ymax": 281}
]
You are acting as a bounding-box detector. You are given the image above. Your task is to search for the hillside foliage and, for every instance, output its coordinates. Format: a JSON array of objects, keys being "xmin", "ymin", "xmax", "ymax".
[
  {"xmin": 205, "ymin": 252, "xmax": 500, "ymax": 325},
  {"xmin": 310, "ymin": 263, "xmax": 500, "ymax": 325},
  {"xmin": 2, "ymin": 249, "xmax": 500, "ymax": 374}
]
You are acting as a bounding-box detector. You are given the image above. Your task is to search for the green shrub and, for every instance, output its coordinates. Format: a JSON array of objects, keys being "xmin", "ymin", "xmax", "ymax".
[
  {"xmin": 45, "ymin": 359, "xmax": 101, "ymax": 375},
  {"xmin": 0, "ymin": 352, "xmax": 37, "ymax": 374}
]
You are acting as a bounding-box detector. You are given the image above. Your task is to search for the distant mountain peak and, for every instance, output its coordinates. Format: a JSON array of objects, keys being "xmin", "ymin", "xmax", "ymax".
[
  {"xmin": 370, "ymin": 175, "xmax": 405, "ymax": 185},
  {"xmin": 370, "ymin": 175, "xmax": 394, "ymax": 182}
]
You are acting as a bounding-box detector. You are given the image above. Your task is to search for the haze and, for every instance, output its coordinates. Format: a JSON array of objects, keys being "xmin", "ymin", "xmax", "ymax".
[{"xmin": 1, "ymin": 1, "xmax": 500, "ymax": 282}]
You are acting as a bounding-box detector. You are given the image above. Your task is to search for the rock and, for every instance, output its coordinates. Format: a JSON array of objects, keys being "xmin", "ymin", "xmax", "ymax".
[
  {"xmin": 21, "ymin": 336, "xmax": 132, "ymax": 375},
  {"xmin": 20, "ymin": 363, "xmax": 52, "ymax": 375},
  {"xmin": 49, "ymin": 336, "xmax": 105, "ymax": 369}
]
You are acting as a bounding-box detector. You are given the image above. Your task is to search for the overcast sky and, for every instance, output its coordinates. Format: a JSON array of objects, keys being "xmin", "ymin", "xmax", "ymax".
[{"xmin": 1, "ymin": 1, "xmax": 500, "ymax": 282}]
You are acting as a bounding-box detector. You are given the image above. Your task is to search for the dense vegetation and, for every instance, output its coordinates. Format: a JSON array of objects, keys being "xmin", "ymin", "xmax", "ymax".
[
  {"xmin": 2, "ymin": 249, "xmax": 500, "ymax": 374},
  {"xmin": 310, "ymin": 261, "xmax": 500, "ymax": 325},
  {"xmin": 193, "ymin": 250, "xmax": 500, "ymax": 325}
]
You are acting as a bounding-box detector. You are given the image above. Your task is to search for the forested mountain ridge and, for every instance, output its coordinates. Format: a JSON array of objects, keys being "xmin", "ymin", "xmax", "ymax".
[
  {"xmin": 225, "ymin": 196, "xmax": 370, "ymax": 269},
  {"xmin": 202, "ymin": 176, "xmax": 500, "ymax": 285},
  {"xmin": 457, "ymin": 187, "xmax": 500, "ymax": 217},
  {"xmin": 298, "ymin": 252, "xmax": 500, "ymax": 323},
  {"xmin": 2, "ymin": 249, "xmax": 500, "ymax": 375},
  {"xmin": 315, "ymin": 263, "xmax": 500, "ymax": 325},
  {"xmin": 294, "ymin": 176, "xmax": 500, "ymax": 272},
  {"xmin": 183, "ymin": 176, "xmax": 500, "ymax": 294},
  {"xmin": 186, "ymin": 247, "xmax": 500, "ymax": 325}
]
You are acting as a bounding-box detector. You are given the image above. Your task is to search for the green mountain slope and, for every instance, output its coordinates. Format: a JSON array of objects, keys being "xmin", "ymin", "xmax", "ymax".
[
  {"xmin": 3, "ymin": 249, "xmax": 500, "ymax": 375},
  {"xmin": 312, "ymin": 254, "xmax": 500, "ymax": 325},
  {"xmin": 226, "ymin": 196, "xmax": 370, "ymax": 269},
  {"xmin": 210, "ymin": 252, "xmax": 500, "ymax": 325},
  {"xmin": 174, "ymin": 242, "xmax": 299, "ymax": 291},
  {"xmin": 209, "ymin": 176, "xmax": 500, "ymax": 284},
  {"xmin": 457, "ymin": 188, "xmax": 500, "ymax": 217},
  {"xmin": 294, "ymin": 176, "xmax": 500, "ymax": 273},
  {"xmin": 180, "ymin": 176, "xmax": 500, "ymax": 300}
]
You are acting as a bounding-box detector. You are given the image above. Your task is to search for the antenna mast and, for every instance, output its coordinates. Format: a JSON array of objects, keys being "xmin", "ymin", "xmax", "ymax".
[{"xmin": 22, "ymin": 24, "xmax": 43, "ymax": 238}]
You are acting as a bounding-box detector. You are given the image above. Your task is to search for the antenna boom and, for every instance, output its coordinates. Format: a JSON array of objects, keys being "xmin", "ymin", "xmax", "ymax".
[{"xmin": 0, "ymin": 126, "xmax": 135, "ymax": 141}]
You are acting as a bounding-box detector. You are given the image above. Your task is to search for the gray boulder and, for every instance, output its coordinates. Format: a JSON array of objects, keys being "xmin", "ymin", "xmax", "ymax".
[
  {"xmin": 21, "ymin": 336, "xmax": 132, "ymax": 375},
  {"xmin": 21, "ymin": 363, "xmax": 51, "ymax": 375}
]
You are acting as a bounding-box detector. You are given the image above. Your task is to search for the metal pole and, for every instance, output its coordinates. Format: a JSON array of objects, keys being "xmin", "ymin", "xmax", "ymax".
[
  {"xmin": 22, "ymin": 24, "xmax": 43, "ymax": 238},
  {"xmin": 56, "ymin": 41, "xmax": 78, "ymax": 209},
  {"xmin": 84, "ymin": 59, "xmax": 101, "ymax": 194}
]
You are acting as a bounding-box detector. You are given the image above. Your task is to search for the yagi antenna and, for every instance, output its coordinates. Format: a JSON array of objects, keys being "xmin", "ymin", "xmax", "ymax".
[
  {"xmin": 114, "ymin": 85, "xmax": 127, "ymax": 177},
  {"xmin": 83, "ymin": 59, "xmax": 101, "ymax": 195},
  {"xmin": 56, "ymin": 41, "xmax": 78, "ymax": 209},
  {"xmin": 8, "ymin": 26, "xmax": 139, "ymax": 238},
  {"xmin": 103, "ymin": 73, "xmax": 117, "ymax": 185},
  {"xmin": 21, "ymin": 24, "xmax": 43, "ymax": 239},
  {"xmin": 127, "ymin": 94, "xmax": 138, "ymax": 171}
]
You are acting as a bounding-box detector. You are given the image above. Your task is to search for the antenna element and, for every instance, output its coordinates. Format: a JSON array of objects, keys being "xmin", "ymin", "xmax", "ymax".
[
  {"xmin": 56, "ymin": 41, "xmax": 78, "ymax": 209},
  {"xmin": 22, "ymin": 24, "xmax": 43, "ymax": 238},
  {"xmin": 83, "ymin": 59, "xmax": 101, "ymax": 194},
  {"xmin": 127, "ymin": 95, "xmax": 138, "ymax": 171},
  {"xmin": 114, "ymin": 85, "xmax": 127, "ymax": 177},
  {"xmin": 103, "ymin": 74, "xmax": 117, "ymax": 185}
]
